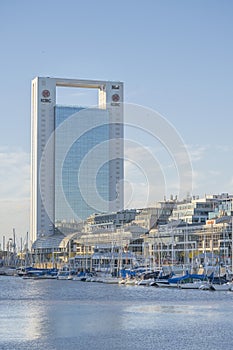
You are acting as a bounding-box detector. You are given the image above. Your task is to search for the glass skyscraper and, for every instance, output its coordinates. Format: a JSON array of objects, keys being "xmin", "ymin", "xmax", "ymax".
[
  {"xmin": 30, "ymin": 77, "xmax": 124, "ymax": 242},
  {"xmin": 55, "ymin": 105, "xmax": 110, "ymax": 222}
]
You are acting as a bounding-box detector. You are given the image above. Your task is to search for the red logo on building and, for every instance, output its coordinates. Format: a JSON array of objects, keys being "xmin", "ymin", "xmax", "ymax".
[
  {"xmin": 42, "ymin": 90, "xmax": 50, "ymax": 98},
  {"xmin": 112, "ymin": 94, "xmax": 120, "ymax": 102}
]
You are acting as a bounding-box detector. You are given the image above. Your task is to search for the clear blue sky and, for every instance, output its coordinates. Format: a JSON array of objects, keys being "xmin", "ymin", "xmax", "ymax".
[{"xmin": 0, "ymin": 0, "xmax": 233, "ymax": 242}]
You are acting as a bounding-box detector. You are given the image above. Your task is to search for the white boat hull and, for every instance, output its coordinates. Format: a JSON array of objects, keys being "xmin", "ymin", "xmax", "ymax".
[
  {"xmin": 155, "ymin": 281, "xmax": 170, "ymax": 287},
  {"xmin": 179, "ymin": 281, "xmax": 205, "ymax": 289},
  {"xmin": 211, "ymin": 283, "xmax": 232, "ymax": 291},
  {"xmin": 137, "ymin": 278, "xmax": 154, "ymax": 286}
]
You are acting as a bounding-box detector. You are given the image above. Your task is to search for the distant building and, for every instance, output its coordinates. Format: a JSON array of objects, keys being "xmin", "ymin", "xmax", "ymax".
[
  {"xmin": 85, "ymin": 209, "xmax": 137, "ymax": 231},
  {"xmin": 170, "ymin": 196, "xmax": 219, "ymax": 224},
  {"xmin": 30, "ymin": 77, "xmax": 124, "ymax": 243},
  {"xmin": 208, "ymin": 193, "xmax": 233, "ymax": 219},
  {"xmin": 133, "ymin": 200, "xmax": 176, "ymax": 231}
]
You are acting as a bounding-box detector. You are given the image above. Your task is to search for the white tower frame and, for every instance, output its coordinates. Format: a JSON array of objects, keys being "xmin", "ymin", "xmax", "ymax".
[{"xmin": 30, "ymin": 77, "xmax": 124, "ymax": 243}]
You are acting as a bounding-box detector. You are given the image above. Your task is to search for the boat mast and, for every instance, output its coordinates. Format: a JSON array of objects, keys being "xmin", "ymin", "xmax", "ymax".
[
  {"xmin": 3, "ymin": 236, "xmax": 5, "ymax": 265},
  {"xmin": 25, "ymin": 231, "xmax": 29, "ymax": 267},
  {"xmin": 232, "ymin": 215, "xmax": 233, "ymax": 273},
  {"xmin": 13, "ymin": 228, "xmax": 16, "ymax": 267}
]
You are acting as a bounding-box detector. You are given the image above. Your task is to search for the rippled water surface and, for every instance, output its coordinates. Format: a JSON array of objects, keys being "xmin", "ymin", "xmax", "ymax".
[{"xmin": 0, "ymin": 276, "xmax": 233, "ymax": 349}]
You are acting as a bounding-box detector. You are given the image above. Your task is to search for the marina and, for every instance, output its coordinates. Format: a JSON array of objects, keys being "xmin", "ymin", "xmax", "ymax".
[{"xmin": 1, "ymin": 264, "xmax": 233, "ymax": 291}]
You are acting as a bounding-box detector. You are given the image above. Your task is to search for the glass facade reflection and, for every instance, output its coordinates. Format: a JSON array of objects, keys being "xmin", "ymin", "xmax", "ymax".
[{"xmin": 55, "ymin": 106, "xmax": 109, "ymax": 222}]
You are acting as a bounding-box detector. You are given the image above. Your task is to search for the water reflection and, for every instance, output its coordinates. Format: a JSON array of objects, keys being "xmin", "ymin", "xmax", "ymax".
[
  {"xmin": 0, "ymin": 301, "xmax": 46, "ymax": 341},
  {"xmin": 1, "ymin": 277, "xmax": 233, "ymax": 350},
  {"xmin": 126, "ymin": 303, "xmax": 218, "ymax": 315}
]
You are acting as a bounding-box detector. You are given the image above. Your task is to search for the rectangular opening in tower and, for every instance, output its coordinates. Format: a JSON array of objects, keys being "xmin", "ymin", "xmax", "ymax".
[{"xmin": 56, "ymin": 87, "xmax": 98, "ymax": 108}]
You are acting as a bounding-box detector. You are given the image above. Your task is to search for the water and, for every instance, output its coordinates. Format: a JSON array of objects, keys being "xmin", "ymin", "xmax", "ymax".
[{"xmin": 0, "ymin": 276, "xmax": 233, "ymax": 350}]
